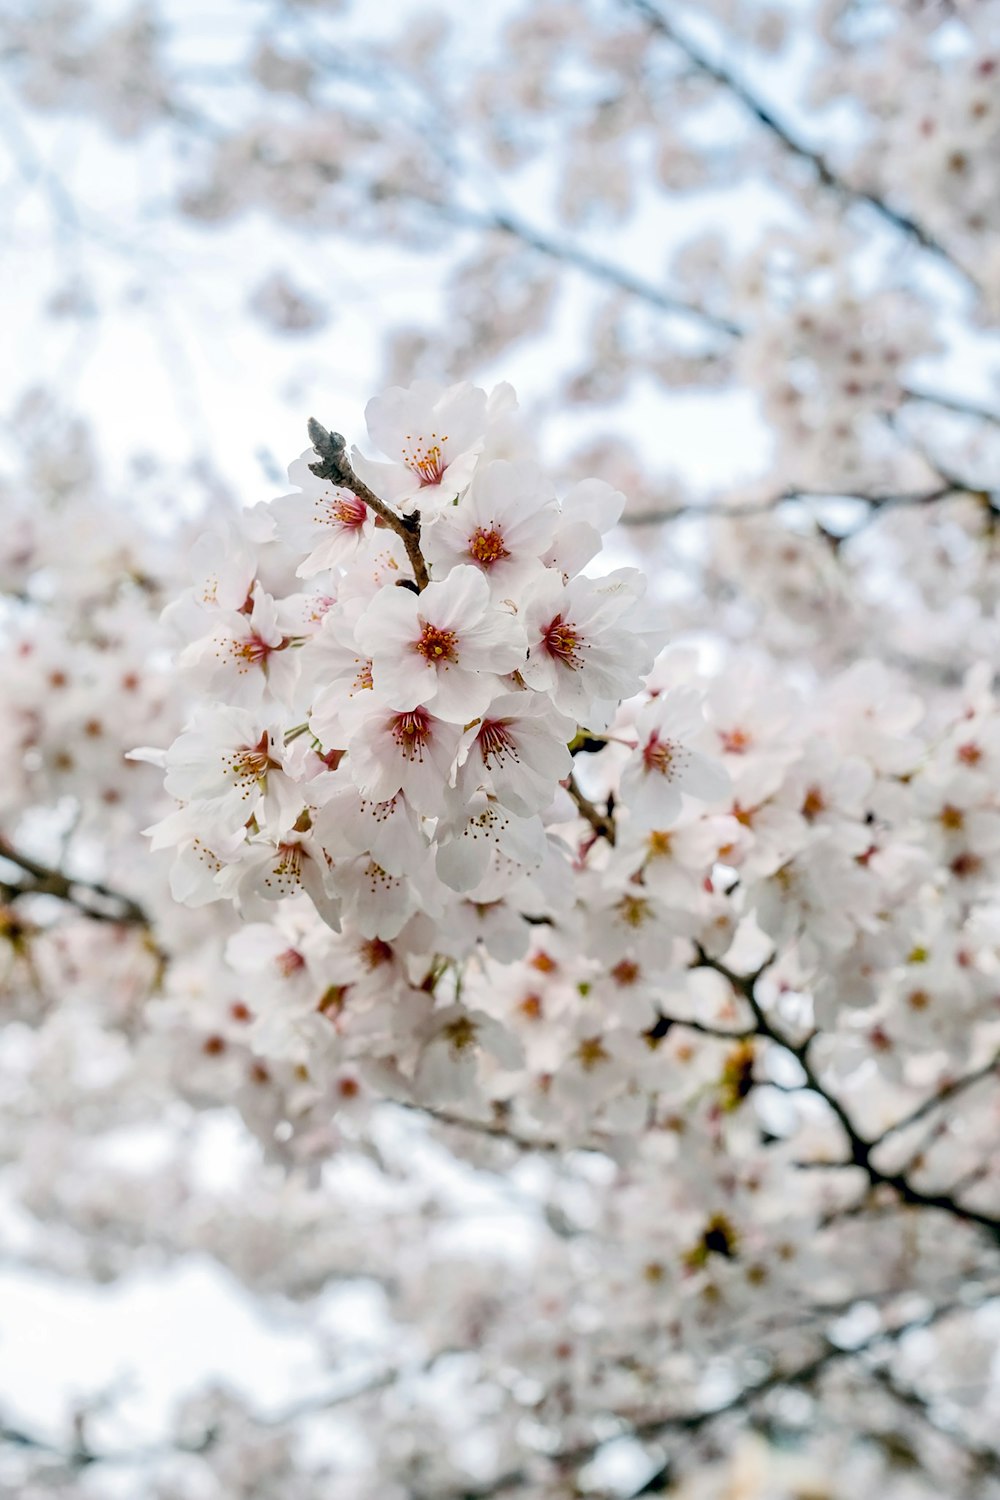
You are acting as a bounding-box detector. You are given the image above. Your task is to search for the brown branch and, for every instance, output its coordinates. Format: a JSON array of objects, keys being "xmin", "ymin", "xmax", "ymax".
[
  {"xmin": 693, "ymin": 951, "xmax": 1000, "ymax": 1246},
  {"xmin": 620, "ymin": 483, "xmax": 961, "ymax": 528},
  {"xmin": 623, "ymin": 0, "xmax": 980, "ymax": 293},
  {"xmin": 0, "ymin": 838, "xmax": 151, "ymax": 930},
  {"xmin": 307, "ymin": 419, "xmax": 430, "ymax": 592},
  {"xmin": 565, "ymin": 772, "xmax": 616, "ymax": 844},
  {"xmin": 873, "ymin": 1051, "xmax": 1000, "ymax": 1149}
]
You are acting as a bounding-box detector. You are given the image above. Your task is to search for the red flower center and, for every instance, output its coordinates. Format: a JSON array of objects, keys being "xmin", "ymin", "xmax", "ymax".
[
  {"xmin": 401, "ymin": 432, "xmax": 448, "ymax": 487},
  {"xmin": 391, "ymin": 709, "xmax": 433, "ymax": 760},
  {"xmin": 330, "ymin": 494, "xmax": 368, "ymax": 529},
  {"xmin": 478, "ymin": 718, "xmax": 519, "ymax": 765},
  {"xmin": 542, "ymin": 615, "xmax": 584, "ymax": 668},
  {"xmin": 642, "ymin": 732, "xmax": 677, "ymax": 778}
]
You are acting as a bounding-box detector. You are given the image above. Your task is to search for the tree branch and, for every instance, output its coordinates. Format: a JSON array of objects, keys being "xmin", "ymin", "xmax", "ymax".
[
  {"xmin": 620, "ymin": 483, "xmax": 960, "ymax": 528},
  {"xmin": 623, "ymin": 0, "xmax": 979, "ymax": 293},
  {"xmin": 307, "ymin": 419, "xmax": 430, "ymax": 591},
  {"xmin": 565, "ymin": 772, "xmax": 616, "ymax": 844},
  {"xmin": 693, "ymin": 951, "xmax": 1000, "ymax": 1245},
  {"xmin": 0, "ymin": 838, "xmax": 152, "ymax": 930},
  {"xmin": 872, "ymin": 1051, "xmax": 1000, "ymax": 1149}
]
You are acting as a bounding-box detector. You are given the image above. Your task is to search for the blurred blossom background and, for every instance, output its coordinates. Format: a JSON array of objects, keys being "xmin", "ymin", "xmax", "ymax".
[{"xmin": 1, "ymin": 0, "xmax": 1000, "ymax": 1496}]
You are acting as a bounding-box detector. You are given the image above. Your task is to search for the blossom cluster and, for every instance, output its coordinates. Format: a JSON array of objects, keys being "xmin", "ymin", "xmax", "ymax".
[{"xmin": 146, "ymin": 379, "xmax": 733, "ymax": 1107}]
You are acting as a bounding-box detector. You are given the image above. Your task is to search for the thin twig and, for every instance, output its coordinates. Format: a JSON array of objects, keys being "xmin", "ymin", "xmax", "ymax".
[
  {"xmin": 0, "ymin": 838, "xmax": 151, "ymax": 929},
  {"xmin": 565, "ymin": 772, "xmax": 616, "ymax": 844},
  {"xmin": 873, "ymin": 1051, "xmax": 1000, "ymax": 1148},
  {"xmin": 620, "ymin": 483, "xmax": 960, "ymax": 528},
  {"xmin": 694, "ymin": 951, "xmax": 1000, "ymax": 1245},
  {"xmin": 307, "ymin": 419, "xmax": 429, "ymax": 591},
  {"xmin": 623, "ymin": 0, "xmax": 979, "ymax": 292}
]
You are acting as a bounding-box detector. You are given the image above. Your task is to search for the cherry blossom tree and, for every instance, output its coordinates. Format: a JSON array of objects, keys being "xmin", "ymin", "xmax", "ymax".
[{"xmin": 1, "ymin": 2, "xmax": 1000, "ymax": 1498}]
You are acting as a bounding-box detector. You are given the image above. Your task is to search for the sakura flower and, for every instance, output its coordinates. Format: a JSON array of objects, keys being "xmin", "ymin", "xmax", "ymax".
[
  {"xmin": 434, "ymin": 791, "xmax": 547, "ymax": 893},
  {"xmin": 313, "ymin": 775, "xmax": 430, "ymax": 876},
  {"xmin": 178, "ymin": 583, "xmax": 300, "ymax": 709},
  {"xmin": 521, "ymin": 569, "xmax": 652, "ymax": 723},
  {"xmin": 413, "ymin": 1005, "xmax": 524, "ymax": 1104},
  {"xmin": 330, "ymin": 851, "xmax": 435, "ymax": 939},
  {"xmin": 422, "ymin": 458, "xmax": 557, "ymax": 593},
  {"xmin": 346, "ymin": 702, "xmax": 464, "ymax": 815},
  {"xmin": 271, "ymin": 451, "xmax": 374, "ymax": 576},
  {"xmin": 455, "ymin": 693, "xmax": 575, "ymax": 817},
  {"xmin": 354, "ymin": 564, "xmax": 526, "ymax": 722},
  {"xmin": 153, "ymin": 705, "xmax": 302, "ymax": 834},
  {"xmin": 543, "ymin": 477, "xmax": 627, "ymax": 579},
  {"xmin": 144, "ymin": 804, "xmax": 248, "ymax": 906},
  {"xmin": 620, "ymin": 688, "xmax": 731, "ymax": 829},
  {"xmin": 218, "ymin": 813, "xmax": 340, "ymax": 928},
  {"xmin": 161, "ymin": 514, "xmax": 263, "ymax": 639},
  {"xmin": 352, "ymin": 379, "xmax": 489, "ymax": 515}
]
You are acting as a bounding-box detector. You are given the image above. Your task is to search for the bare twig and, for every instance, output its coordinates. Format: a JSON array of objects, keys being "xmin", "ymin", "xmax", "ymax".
[
  {"xmin": 565, "ymin": 772, "xmax": 616, "ymax": 844},
  {"xmin": 307, "ymin": 419, "xmax": 429, "ymax": 592},
  {"xmin": 694, "ymin": 950, "xmax": 1000, "ymax": 1245},
  {"xmin": 873, "ymin": 1051, "xmax": 1000, "ymax": 1148},
  {"xmin": 623, "ymin": 0, "xmax": 979, "ymax": 293},
  {"xmin": 0, "ymin": 838, "xmax": 151, "ymax": 930},
  {"xmin": 620, "ymin": 483, "xmax": 961, "ymax": 528}
]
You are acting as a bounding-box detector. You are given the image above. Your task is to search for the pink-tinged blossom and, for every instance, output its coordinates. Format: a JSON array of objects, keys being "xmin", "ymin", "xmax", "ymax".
[
  {"xmin": 521, "ymin": 569, "xmax": 652, "ymax": 723},
  {"xmin": 354, "ymin": 564, "xmax": 526, "ymax": 722},
  {"xmin": 435, "ymin": 792, "xmax": 548, "ymax": 894},
  {"xmin": 218, "ymin": 820, "xmax": 340, "ymax": 929},
  {"xmin": 413, "ymin": 1005, "xmax": 524, "ymax": 1104},
  {"xmin": 271, "ymin": 451, "xmax": 374, "ymax": 577},
  {"xmin": 314, "ymin": 777, "xmax": 430, "ymax": 877},
  {"xmin": 178, "ymin": 583, "xmax": 301, "ymax": 709},
  {"xmin": 352, "ymin": 379, "xmax": 490, "ymax": 515},
  {"xmin": 455, "ymin": 693, "xmax": 575, "ymax": 817},
  {"xmin": 330, "ymin": 851, "xmax": 438, "ymax": 939},
  {"xmin": 620, "ymin": 689, "xmax": 732, "ymax": 829},
  {"xmin": 152, "ymin": 706, "xmax": 301, "ymax": 834},
  {"xmin": 422, "ymin": 458, "xmax": 558, "ymax": 594},
  {"xmin": 144, "ymin": 805, "xmax": 249, "ymax": 906},
  {"xmin": 345, "ymin": 703, "xmax": 464, "ymax": 815}
]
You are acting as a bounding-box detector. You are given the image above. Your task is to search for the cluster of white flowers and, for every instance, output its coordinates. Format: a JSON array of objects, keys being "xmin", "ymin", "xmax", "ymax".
[
  {"xmin": 3, "ymin": 0, "xmax": 1000, "ymax": 1489},
  {"xmin": 144, "ymin": 379, "xmax": 734, "ymax": 1109}
]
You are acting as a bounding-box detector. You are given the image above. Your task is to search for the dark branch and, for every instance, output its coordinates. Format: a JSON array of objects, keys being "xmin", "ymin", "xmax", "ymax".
[
  {"xmin": 624, "ymin": 0, "xmax": 979, "ymax": 293},
  {"xmin": 694, "ymin": 950, "xmax": 1000, "ymax": 1246},
  {"xmin": 307, "ymin": 419, "xmax": 430, "ymax": 592},
  {"xmin": 0, "ymin": 838, "xmax": 152, "ymax": 930}
]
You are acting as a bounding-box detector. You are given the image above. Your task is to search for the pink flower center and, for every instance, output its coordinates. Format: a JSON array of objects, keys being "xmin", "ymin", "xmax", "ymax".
[
  {"xmin": 233, "ymin": 633, "xmax": 274, "ymax": 667},
  {"xmin": 478, "ymin": 719, "xmax": 520, "ymax": 766},
  {"xmin": 415, "ymin": 622, "xmax": 459, "ymax": 663},
  {"xmin": 401, "ymin": 432, "xmax": 448, "ymax": 487},
  {"xmin": 468, "ymin": 526, "xmax": 509, "ymax": 568},
  {"xmin": 391, "ymin": 708, "xmax": 433, "ymax": 761},
  {"xmin": 276, "ymin": 947, "xmax": 306, "ymax": 977},
  {"xmin": 230, "ymin": 732, "xmax": 274, "ymax": 786},
  {"xmin": 541, "ymin": 615, "xmax": 584, "ymax": 668},
  {"xmin": 642, "ymin": 732, "xmax": 677, "ymax": 778},
  {"xmin": 330, "ymin": 494, "xmax": 368, "ymax": 529},
  {"xmin": 361, "ymin": 938, "xmax": 393, "ymax": 970}
]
